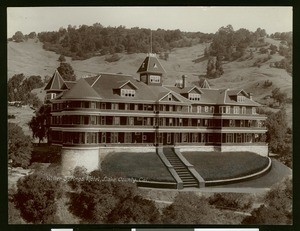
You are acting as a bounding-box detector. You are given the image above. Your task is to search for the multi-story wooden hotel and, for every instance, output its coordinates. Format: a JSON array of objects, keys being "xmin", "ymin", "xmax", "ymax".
[{"xmin": 45, "ymin": 53, "xmax": 268, "ymax": 175}]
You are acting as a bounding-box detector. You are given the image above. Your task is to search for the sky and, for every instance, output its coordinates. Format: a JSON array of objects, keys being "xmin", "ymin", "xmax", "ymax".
[{"xmin": 7, "ymin": 7, "xmax": 292, "ymax": 37}]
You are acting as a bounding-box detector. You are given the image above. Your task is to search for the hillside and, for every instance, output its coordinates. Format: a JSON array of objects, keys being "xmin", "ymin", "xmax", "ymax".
[{"xmin": 8, "ymin": 38, "xmax": 292, "ymax": 126}]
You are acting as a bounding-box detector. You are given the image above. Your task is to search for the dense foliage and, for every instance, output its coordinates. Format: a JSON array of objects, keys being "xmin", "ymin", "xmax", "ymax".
[
  {"xmin": 28, "ymin": 104, "xmax": 51, "ymax": 143},
  {"xmin": 8, "ymin": 73, "xmax": 43, "ymax": 107},
  {"xmin": 14, "ymin": 171, "xmax": 63, "ymax": 223},
  {"xmin": 57, "ymin": 62, "xmax": 76, "ymax": 81},
  {"xmin": 264, "ymin": 108, "xmax": 292, "ymax": 167},
  {"xmin": 68, "ymin": 168, "xmax": 160, "ymax": 223},
  {"xmin": 208, "ymin": 193, "xmax": 253, "ymax": 210},
  {"xmin": 207, "ymin": 25, "xmax": 266, "ymax": 61},
  {"xmin": 8, "ymin": 123, "xmax": 32, "ymax": 168},
  {"xmin": 37, "ymin": 24, "xmax": 213, "ymax": 59},
  {"xmin": 162, "ymin": 192, "xmax": 212, "ymax": 223},
  {"xmin": 242, "ymin": 177, "xmax": 292, "ymax": 224}
]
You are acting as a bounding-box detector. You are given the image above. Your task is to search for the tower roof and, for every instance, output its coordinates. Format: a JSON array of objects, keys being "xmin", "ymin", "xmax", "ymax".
[
  {"xmin": 137, "ymin": 54, "xmax": 166, "ymax": 74},
  {"xmin": 44, "ymin": 69, "xmax": 65, "ymax": 91}
]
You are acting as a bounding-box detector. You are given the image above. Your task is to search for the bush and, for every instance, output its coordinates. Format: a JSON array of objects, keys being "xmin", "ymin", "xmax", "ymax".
[
  {"xmin": 8, "ymin": 123, "xmax": 32, "ymax": 168},
  {"xmin": 208, "ymin": 193, "xmax": 253, "ymax": 210},
  {"xmin": 263, "ymin": 80, "xmax": 273, "ymax": 88},
  {"xmin": 105, "ymin": 53, "xmax": 121, "ymax": 62},
  {"xmin": 162, "ymin": 192, "xmax": 213, "ymax": 224},
  {"xmin": 242, "ymin": 177, "xmax": 292, "ymax": 224},
  {"xmin": 68, "ymin": 170, "xmax": 160, "ymax": 223},
  {"xmin": 8, "ymin": 114, "xmax": 16, "ymax": 119},
  {"xmin": 14, "ymin": 172, "xmax": 63, "ymax": 223}
]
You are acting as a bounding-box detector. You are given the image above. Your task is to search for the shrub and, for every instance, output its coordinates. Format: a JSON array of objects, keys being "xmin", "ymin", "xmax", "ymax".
[
  {"xmin": 8, "ymin": 123, "xmax": 32, "ymax": 168},
  {"xmin": 8, "ymin": 114, "xmax": 16, "ymax": 119},
  {"xmin": 162, "ymin": 192, "xmax": 212, "ymax": 224},
  {"xmin": 14, "ymin": 172, "xmax": 63, "ymax": 223},
  {"xmin": 242, "ymin": 177, "xmax": 292, "ymax": 224},
  {"xmin": 208, "ymin": 193, "xmax": 253, "ymax": 210},
  {"xmin": 105, "ymin": 53, "xmax": 121, "ymax": 62}
]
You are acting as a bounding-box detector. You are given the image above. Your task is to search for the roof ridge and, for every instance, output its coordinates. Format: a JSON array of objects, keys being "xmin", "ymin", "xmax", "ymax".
[{"xmin": 91, "ymin": 74, "xmax": 101, "ymax": 87}]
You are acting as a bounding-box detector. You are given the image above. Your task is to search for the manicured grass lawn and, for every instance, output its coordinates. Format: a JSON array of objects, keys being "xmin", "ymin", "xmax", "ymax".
[
  {"xmin": 182, "ymin": 152, "xmax": 269, "ymax": 181},
  {"xmin": 101, "ymin": 152, "xmax": 175, "ymax": 182}
]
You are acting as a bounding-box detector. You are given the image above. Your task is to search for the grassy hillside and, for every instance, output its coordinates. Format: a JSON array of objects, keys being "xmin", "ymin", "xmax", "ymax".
[{"xmin": 8, "ymin": 38, "xmax": 292, "ymax": 126}]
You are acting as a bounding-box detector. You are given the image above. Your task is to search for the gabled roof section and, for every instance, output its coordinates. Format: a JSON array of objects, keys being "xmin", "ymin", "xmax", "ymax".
[
  {"xmin": 186, "ymin": 86, "xmax": 203, "ymax": 94},
  {"xmin": 227, "ymin": 89, "xmax": 249, "ymax": 97},
  {"xmin": 199, "ymin": 78, "xmax": 211, "ymax": 89},
  {"xmin": 137, "ymin": 54, "xmax": 166, "ymax": 74},
  {"xmin": 116, "ymin": 80, "xmax": 138, "ymax": 90},
  {"xmin": 44, "ymin": 69, "xmax": 65, "ymax": 91},
  {"xmin": 158, "ymin": 92, "xmax": 181, "ymax": 102},
  {"xmin": 61, "ymin": 78, "xmax": 101, "ymax": 100}
]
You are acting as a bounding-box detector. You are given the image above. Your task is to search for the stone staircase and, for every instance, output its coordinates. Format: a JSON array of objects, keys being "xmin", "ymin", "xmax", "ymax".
[{"xmin": 163, "ymin": 147, "xmax": 199, "ymax": 188}]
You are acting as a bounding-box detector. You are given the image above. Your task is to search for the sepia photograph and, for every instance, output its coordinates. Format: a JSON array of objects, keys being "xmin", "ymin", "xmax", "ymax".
[{"xmin": 7, "ymin": 6, "xmax": 292, "ymax": 225}]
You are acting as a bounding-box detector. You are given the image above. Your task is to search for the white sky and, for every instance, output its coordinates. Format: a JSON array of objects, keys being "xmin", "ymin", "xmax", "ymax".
[{"xmin": 7, "ymin": 7, "xmax": 292, "ymax": 37}]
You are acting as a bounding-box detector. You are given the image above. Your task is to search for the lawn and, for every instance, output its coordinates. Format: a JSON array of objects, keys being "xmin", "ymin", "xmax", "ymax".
[
  {"xmin": 182, "ymin": 152, "xmax": 269, "ymax": 181},
  {"xmin": 101, "ymin": 152, "xmax": 175, "ymax": 182}
]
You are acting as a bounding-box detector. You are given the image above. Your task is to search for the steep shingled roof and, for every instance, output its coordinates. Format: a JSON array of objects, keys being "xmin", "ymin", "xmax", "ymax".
[
  {"xmin": 61, "ymin": 78, "xmax": 101, "ymax": 100},
  {"xmin": 44, "ymin": 69, "xmax": 65, "ymax": 91},
  {"xmin": 137, "ymin": 54, "xmax": 166, "ymax": 74}
]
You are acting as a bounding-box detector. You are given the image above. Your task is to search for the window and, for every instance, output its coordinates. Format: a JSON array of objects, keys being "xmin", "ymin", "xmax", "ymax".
[
  {"xmin": 242, "ymin": 107, "xmax": 246, "ymax": 114},
  {"xmin": 210, "ymin": 106, "xmax": 214, "ymax": 113},
  {"xmin": 219, "ymin": 106, "xmax": 230, "ymax": 114},
  {"xmin": 149, "ymin": 75, "xmax": 160, "ymax": 83},
  {"xmin": 121, "ymin": 89, "xmax": 135, "ymax": 97},
  {"xmin": 111, "ymin": 103, "xmax": 119, "ymax": 110},
  {"xmin": 91, "ymin": 102, "xmax": 96, "ymax": 109},
  {"xmin": 226, "ymin": 133, "xmax": 234, "ymax": 143},
  {"xmin": 168, "ymin": 94, "xmax": 172, "ymax": 101},
  {"xmin": 229, "ymin": 120, "xmax": 235, "ymax": 127},
  {"xmin": 233, "ymin": 106, "xmax": 240, "ymax": 114},
  {"xmin": 90, "ymin": 116, "xmax": 97, "ymax": 125},
  {"xmin": 197, "ymin": 106, "xmax": 201, "ymax": 113},
  {"xmin": 237, "ymin": 95, "xmax": 245, "ymax": 102},
  {"xmin": 204, "ymin": 106, "xmax": 209, "ymax": 112},
  {"xmin": 189, "ymin": 93, "xmax": 201, "ymax": 101},
  {"xmin": 252, "ymin": 107, "xmax": 256, "ymax": 114}
]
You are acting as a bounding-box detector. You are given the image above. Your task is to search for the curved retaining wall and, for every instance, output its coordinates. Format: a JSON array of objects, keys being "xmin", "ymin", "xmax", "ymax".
[{"xmin": 205, "ymin": 157, "xmax": 272, "ymax": 186}]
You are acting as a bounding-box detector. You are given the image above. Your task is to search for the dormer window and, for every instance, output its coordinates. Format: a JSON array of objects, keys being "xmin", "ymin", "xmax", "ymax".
[
  {"xmin": 189, "ymin": 93, "xmax": 201, "ymax": 101},
  {"xmin": 150, "ymin": 75, "xmax": 160, "ymax": 83},
  {"xmin": 237, "ymin": 95, "xmax": 245, "ymax": 102},
  {"xmin": 121, "ymin": 89, "xmax": 135, "ymax": 97}
]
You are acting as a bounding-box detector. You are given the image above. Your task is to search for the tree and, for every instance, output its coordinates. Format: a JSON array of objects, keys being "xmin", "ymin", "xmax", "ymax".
[
  {"xmin": 242, "ymin": 177, "xmax": 292, "ymax": 224},
  {"xmin": 57, "ymin": 62, "xmax": 76, "ymax": 81},
  {"xmin": 28, "ymin": 104, "xmax": 51, "ymax": 143},
  {"xmin": 8, "ymin": 73, "xmax": 25, "ymax": 101},
  {"xmin": 58, "ymin": 54, "xmax": 66, "ymax": 62},
  {"xmin": 206, "ymin": 57, "xmax": 215, "ymax": 77},
  {"xmin": 162, "ymin": 192, "xmax": 212, "ymax": 224},
  {"xmin": 68, "ymin": 170, "xmax": 159, "ymax": 223},
  {"xmin": 28, "ymin": 32, "xmax": 37, "ymax": 39},
  {"xmin": 8, "ymin": 123, "xmax": 32, "ymax": 168},
  {"xmin": 107, "ymin": 195, "xmax": 160, "ymax": 223},
  {"xmin": 215, "ymin": 55, "xmax": 224, "ymax": 77},
  {"xmin": 271, "ymin": 88, "xmax": 287, "ymax": 107},
  {"xmin": 12, "ymin": 31, "xmax": 25, "ymax": 42},
  {"xmin": 265, "ymin": 108, "xmax": 288, "ymax": 154},
  {"xmin": 14, "ymin": 172, "xmax": 62, "ymax": 223}
]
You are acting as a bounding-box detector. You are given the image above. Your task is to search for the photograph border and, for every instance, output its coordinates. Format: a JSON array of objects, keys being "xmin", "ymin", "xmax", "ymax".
[{"xmin": 1, "ymin": 0, "xmax": 298, "ymax": 231}]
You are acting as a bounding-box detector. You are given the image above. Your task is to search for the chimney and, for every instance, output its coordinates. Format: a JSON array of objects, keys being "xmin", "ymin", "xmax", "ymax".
[
  {"xmin": 249, "ymin": 92, "xmax": 253, "ymax": 100},
  {"xmin": 182, "ymin": 75, "xmax": 187, "ymax": 88}
]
